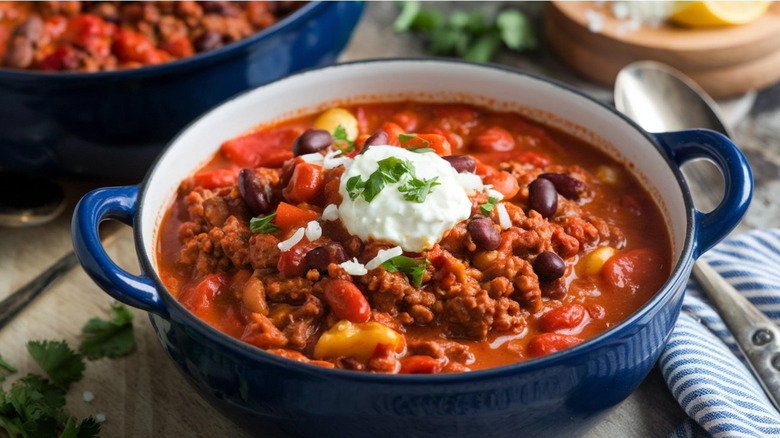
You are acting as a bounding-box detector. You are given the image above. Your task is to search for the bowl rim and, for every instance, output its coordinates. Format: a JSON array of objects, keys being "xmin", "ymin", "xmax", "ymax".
[
  {"xmin": 0, "ymin": 1, "xmax": 326, "ymax": 81},
  {"xmin": 135, "ymin": 58, "xmax": 696, "ymax": 383}
]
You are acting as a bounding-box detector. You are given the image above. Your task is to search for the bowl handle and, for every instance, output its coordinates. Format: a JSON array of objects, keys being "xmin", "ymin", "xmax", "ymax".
[
  {"xmin": 653, "ymin": 129, "xmax": 753, "ymax": 258},
  {"xmin": 72, "ymin": 186, "xmax": 168, "ymax": 317}
]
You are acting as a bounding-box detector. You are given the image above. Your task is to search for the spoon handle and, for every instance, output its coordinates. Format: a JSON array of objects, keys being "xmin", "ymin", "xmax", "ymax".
[{"xmin": 692, "ymin": 259, "xmax": 780, "ymax": 411}]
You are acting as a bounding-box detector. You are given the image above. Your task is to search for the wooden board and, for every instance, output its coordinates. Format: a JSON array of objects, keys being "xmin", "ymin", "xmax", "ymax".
[{"xmin": 545, "ymin": 1, "xmax": 780, "ymax": 98}]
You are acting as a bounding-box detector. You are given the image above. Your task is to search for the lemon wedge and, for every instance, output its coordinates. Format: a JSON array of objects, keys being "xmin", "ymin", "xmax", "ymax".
[{"xmin": 669, "ymin": 1, "xmax": 772, "ymax": 27}]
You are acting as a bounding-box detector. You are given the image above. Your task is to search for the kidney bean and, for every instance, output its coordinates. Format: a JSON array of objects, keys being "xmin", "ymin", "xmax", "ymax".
[
  {"xmin": 14, "ymin": 16, "xmax": 43, "ymax": 40},
  {"xmin": 324, "ymin": 279, "xmax": 370, "ymax": 323},
  {"xmin": 533, "ymin": 251, "xmax": 565, "ymax": 281},
  {"xmin": 540, "ymin": 304, "xmax": 586, "ymax": 332},
  {"xmin": 527, "ymin": 333, "xmax": 584, "ymax": 357},
  {"xmin": 238, "ymin": 168, "xmax": 273, "ymax": 215},
  {"xmin": 528, "ymin": 178, "xmax": 557, "ymax": 219},
  {"xmin": 3, "ymin": 37, "xmax": 34, "ymax": 69},
  {"xmin": 305, "ymin": 243, "xmax": 347, "ymax": 272},
  {"xmin": 541, "ymin": 280, "xmax": 567, "ymax": 300},
  {"xmin": 467, "ymin": 217, "xmax": 500, "ymax": 250},
  {"xmin": 360, "ymin": 130, "xmax": 389, "ymax": 153},
  {"xmin": 442, "ymin": 155, "xmax": 476, "ymax": 173},
  {"xmin": 193, "ymin": 30, "xmax": 223, "ymax": 52},
  {"xmin": 292, "ymin": 129, "xmax": 332, "ymax": 156},
  {"xmin": 538, "ymin": 173, "xmax": 585, "ymax": 200}
]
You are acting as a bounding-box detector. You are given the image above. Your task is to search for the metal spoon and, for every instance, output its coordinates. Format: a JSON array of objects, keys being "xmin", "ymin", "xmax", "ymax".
[{"xmin": 614, "ymin": 60, "xmax": 780, "ymax": 411}]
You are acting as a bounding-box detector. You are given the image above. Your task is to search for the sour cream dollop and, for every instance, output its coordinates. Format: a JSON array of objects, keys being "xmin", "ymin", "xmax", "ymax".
[{"xmin": 338, "ymin": 146, "xmax": 482, "ymax": 252}]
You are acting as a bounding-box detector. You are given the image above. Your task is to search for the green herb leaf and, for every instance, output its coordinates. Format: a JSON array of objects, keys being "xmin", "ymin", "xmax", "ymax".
[
  {"xmin": 479, "ymin": 197, "xmax": 499, "ymax": 216},
  {"xmin": 406, "ymin": 147, "xmax": 435, "ymax": 153},
  {"xmin": 362, "ymin": 172, "xmax": 387, "ymax": 202},
  {"xmin": 376, "ymin": 157, "xmax": 414, "ymax": 182},
  {"xmin": 250, "ymin": 213, "xmax": 279, "ymax": 234},
  {"xmin": 382, "ymin": 256, "xmax": 431, "ymax": 287},
  {"xmin": 411, "ymin": 8, "xmax": 444, "ymax": 32},
  {"xmin": 399, "ymin": 177, "xmax": 440, "ymax": 203},
  {"xmin": 0, "ymin": 354, "xmax": 16, "ymax": 383},
  {"xmin": 59, "ymin": 416, "xmax": 100, "ymax": 438},
  {"xmin": 26, "ymin": 341, "xmax": 84, "ymax": 389},
  {"xmin": 79, "ymin": 303, "xmax": 136, "ymax": 360},
  {"xmin": 346, "ymin": 175, "xmax": 365, "ymax": 201},
  {"xmin": 429, "ymin": 27, "xmax": 470, "ymax": 56},
  {"xmin": 463, "ymin": 31, "xmax": 501, "ymax": 63},
  {"xmin": 394, "ymin": 0, "xmax": 421, "ymax": 32},
  {"xmin": 333, "ymin": 125, "xmax": 354, "ymax": 153},
  {"xmin": 398, "ymin": 133, "xmax": 416, "ymax": 144},
  {"xmin": 497, "ymin": 9, "xmax": 537, "ymax": 51}
]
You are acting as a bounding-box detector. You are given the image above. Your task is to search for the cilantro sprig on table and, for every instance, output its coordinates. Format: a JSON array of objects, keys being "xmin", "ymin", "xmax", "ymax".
[
  {"xmin": 394, "ymin": 1, "xmax": 538, "ymax": 63},
  {"xmin": 346, "ymin": 157, "xmax": 439, "ymax": 203},
  {"xmin": 0, "ymin": 303, "xmax": 137, "ymax": 438},
  {"xmin": 382, "ymin": 256, "xmax": 431, "ymax": 287}
]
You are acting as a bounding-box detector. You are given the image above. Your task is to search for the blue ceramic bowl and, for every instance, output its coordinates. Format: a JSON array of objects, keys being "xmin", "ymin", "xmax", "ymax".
[
  {"xmin": 72, "ymin": 60, "xmax": 753, "ymax": 437},
  {"xmin": 0, "ymin": 1, "xmax": 364, "ymax": 180}
]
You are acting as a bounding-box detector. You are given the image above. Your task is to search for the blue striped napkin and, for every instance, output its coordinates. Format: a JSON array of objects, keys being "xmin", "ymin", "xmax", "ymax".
[{"xmin": 661, "ymin": 229, "xmax": 780, "ymax": 438}]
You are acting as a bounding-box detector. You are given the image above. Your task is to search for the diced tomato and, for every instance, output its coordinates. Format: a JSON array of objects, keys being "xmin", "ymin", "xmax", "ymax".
[
  {"xmin": 399, "ymin": 355, "xmax": 443, "ymax": 374},
  {"xmin": 192, "ymin": 168, "xmax": 238, "ymax": 189},
  {"xmin": 38, "ymin": 46, "xmax": 79, "ymax": 71},
  {"xmin": 473, "ymin": 156, "xmax": 498, "ymax": 177},
  {"xmin": 277, "ymin": 242, "xmax": 313, "ymax": 278},
  {"xmin": 540, "ymin": 304, "xmax": 587, "ymax": 332},
  {"xmin": 400, "ymin": 133, "xmax": 451, "ymax": 156},
  {"xmin": 527, "ymin": 333, "xmax": 584, "ymax": 357},
  {"xmin": 431, "ymin": 127, "xmax": 464, "ymax": 152},
  {"xmin": 178, "ymin": 273, "xmax": 227, "ymax": 316},
  {"xmin": 64, "ymin": 14, "xmax": 114, "ymax": 56},
  {"xmin": 602, "ymin": 249, "xmax": 666, "ymax": 295},
  {"xmin": 159, "ymin": 35, "xmax": 194, "ymax": 58},
  {"xmin": 482, "ymin": 171, "xmax": 519, "ymax": 199},
  {"xmin": 380, "ymin": 122, "xmax": 405, "ymax": 146},
  {"xmin": 273, "ymin": 202, "xmax": 320, "ymax": 232},
  {"xmin": 282, "ymin": 162, "xmax": 324, "ymax": 204},
  {"xmin": 515, "ymin": 151, "xmax": 551, "ymax": 168},
  {"xmin": 113, "ymin": 29, "xmax": 160, "ymax": 64},
  {"xmin": 392, "ymin": 111, "xmax": 419, "ymax": 132},
  {"xmin": 473, "ymin": 126, "xmax": 515, "ymax": 152},
  {"xmin": 220, "ymin": 128, "xmax": 301, "ymax": 168},
  {"xmin": 323, "ymin": 279, "xmax": 371, "ymax": 323}
]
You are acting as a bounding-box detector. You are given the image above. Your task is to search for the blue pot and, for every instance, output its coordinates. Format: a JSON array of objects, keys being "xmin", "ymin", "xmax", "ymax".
[
  {"xmin": 0, "ymin": 1, "xmax": 364, "ymax": 180},
  {"xmin": 71, "ymin": 60, "xmax": 753, "ymax": 437}
]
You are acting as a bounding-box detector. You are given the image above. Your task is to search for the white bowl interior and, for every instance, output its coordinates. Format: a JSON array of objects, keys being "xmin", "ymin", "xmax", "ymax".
[{"xmin": 141, "ymin": 60, "xmax": 687, "ymax": 272}]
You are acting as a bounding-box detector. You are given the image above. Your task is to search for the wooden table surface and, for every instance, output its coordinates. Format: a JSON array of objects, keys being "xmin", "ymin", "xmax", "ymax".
[{"xmin": 2, "ymin": 2, "xmax": 779, "ymax": 437}]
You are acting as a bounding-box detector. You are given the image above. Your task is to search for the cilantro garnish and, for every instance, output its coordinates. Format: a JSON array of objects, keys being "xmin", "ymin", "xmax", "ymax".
[
  {"xmin": 394, "ymin": 2, "xmax": 537, "ymax": 63},
  {"xmin": 250, "ymin": 213, "xmax": 279, "ymax": 234},
  {"xmin": 0, "ymin": 354, "xmax": 16, "ymax": 383},
  {"xmin": 60, "ymin": 416, "xmax": 100, "ymax": 438},
  {"xmin": 346, "ymin": 157, "xmax": 438, "ymax": 203},
  {"xmin": 398, "ymin": 133, "xmax": 431, "ymax": 149},
  {"xmin": 399, "ymin": 176, "xmax": 440, "ymax": 203},
  {"xmin": 26, "ymin": 341, "xmax": 84, "ymax": 389},
  {"xmin": 382, "ymin": 256, "xmax": 431, "ymax": 287},
  {"xmin": 406, "ymin": 147, "xmax": 435, "ymax": 153},
  {"xmin": 333, "ymin": 125, "xmax": 354, "ymax": 154},
  {"xmin": 397, "ymin": 133, "xmax": 417, "ymax": 144},
  {"xmin": 479, "ymin": 197, "xmax": 499, "ymax": 216},
  {"xmin": 79, "ymin": 303, "xmax": 135, "ymax": 360}
]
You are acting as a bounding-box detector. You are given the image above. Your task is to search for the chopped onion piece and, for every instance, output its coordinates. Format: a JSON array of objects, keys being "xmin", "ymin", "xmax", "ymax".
[
  {"xmin": 298, "ymin": 153, "xmax": 325, "ymax": 165},
  {"xmin": 321, "ymin": 204, "xmax": 339, "ymax": 221},
  {"xmin": 277, "ymin": 227, "xmax": 305, "ymax": 252},
  {"xmin": 365, "ymin": 246, "xmax": 403, "ymax": 270},
  {"xmin": 487, "ymin": 189, "xmax": 504, "ymax": 201},
  {"xmin": 323, "ymin": 149, "xmax": 352, "ymax": 170},
  {"xmin": 340, "ymin": 258, "xmax": 367, "ymax": 276},
  {"xmin": 497, "ymin": 203, "xmax": 511, "ymax": 230},
  {"xmin": 305, "ymin": 220, "xmax": 322, "ymax": 241}
]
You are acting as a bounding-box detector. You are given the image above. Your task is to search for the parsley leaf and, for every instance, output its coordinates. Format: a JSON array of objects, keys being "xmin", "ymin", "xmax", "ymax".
[
  {"xmin": 399, "ymin": 176, "xmax": 440, "ymax": 203},
  {"xmin": 347, "ymin": 157, "xmax": 416, "ymax": 203},
  {"xmin": 406, "ymin": 147, "xmax": 435, "ymax": 153},
  {"xmin": 26, "ymin": 341, "xmax": 84, "ymax": 389},
  {"xmin": 0, "ymin": 354, "xmax": 16, "ymax": 383},
  {"xmin": 60, "ymin": 416, "xmax": 100, "ymax": 438},
  {"xmin": 479, "ymin": 197, "xmax": 500, "ymax": 216},
  {"xmin": 79, "ymin": 303, "xmax": 136, "ymax": 360},
  {"xmin": 397, "ymin": 133, "xmax": 417, "ymax": 144},
  {"xmin": 333, "ymin": 125, "xmax": 354, "ymax": 154},
  {"xmin": 382, "ymin": 256, "xmax": 431, "ymax": 287},
  {"xmin": 0, "ymin": 374, "xmax": 67, "ymax": 438},
  {"xmin": 250, "ymin": 213, "xmax": 279, "ymax": 234},
  {"xmin": 393, "ymin": 0, "xmax": 422, "ymax": 32},
  {"xmin": 497, "ymin": 9, "xmax": 537, "ymax": 51}
]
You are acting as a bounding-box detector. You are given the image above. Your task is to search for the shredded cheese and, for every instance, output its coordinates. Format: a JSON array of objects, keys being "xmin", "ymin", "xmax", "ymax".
[
  {"xmin": 340, "ymin": 258, "xmax": 367, "ymax": 276},
  {"xmin": 321, "ymin": 204, "xmax": 339, "ymax": 221},
  {"xmin": 365, "ymin": 246, "xmax": 403, "ymax": 270},
  {"xmin": 277, "ymin": 227, "xmax": 305, "ymax": 252},
  {"xmin": 305, "ymin": 220, "xmax": 322, "ymax": 241},
  {"xmin": 497, "ymin": 203, "xmax": 511, "ymax": 230}
]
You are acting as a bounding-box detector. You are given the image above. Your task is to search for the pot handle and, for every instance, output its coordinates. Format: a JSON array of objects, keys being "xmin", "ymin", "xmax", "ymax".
[
  {"xmin": 72, "ymin": 185, "xmax": 168, "ymax": 317},
  {"xmin": 653, "ymin": 129, "xmax": 753, "ymax": 258}
]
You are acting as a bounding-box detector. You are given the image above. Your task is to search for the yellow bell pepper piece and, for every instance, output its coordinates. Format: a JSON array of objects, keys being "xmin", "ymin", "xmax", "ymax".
[
  {"xmin": 314, "ymin": 320, "xmax": 403, "ymax": 361},
  {"xmin": 313, "ymin": 108, "xmax": 359, "ymax": 142},
  {"xmin": 576, "ymin": 246, "xmax": 617, "ymax": 276}
]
